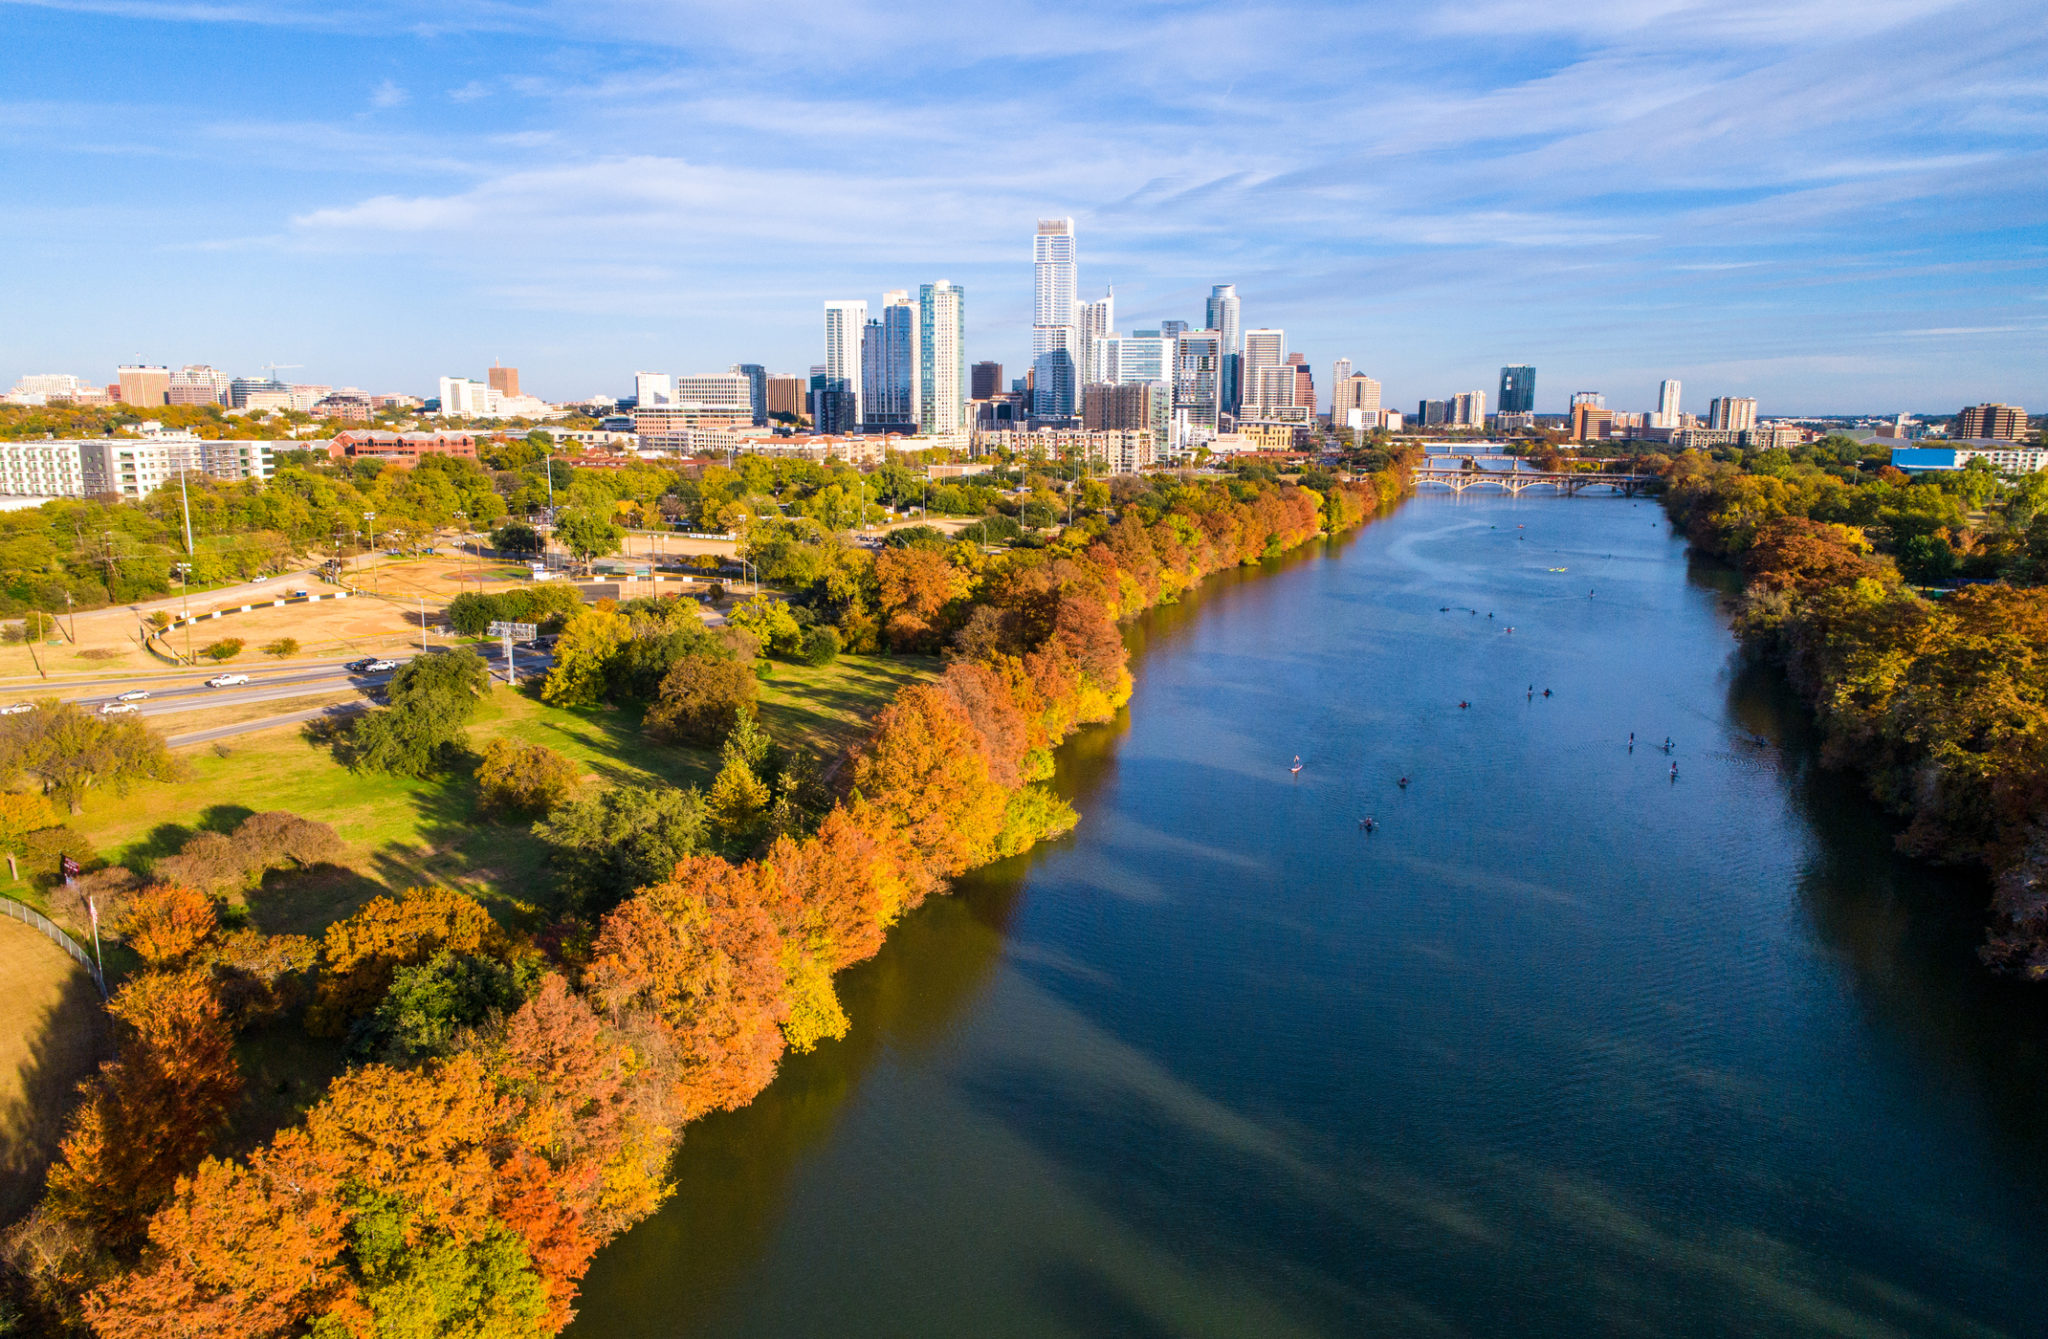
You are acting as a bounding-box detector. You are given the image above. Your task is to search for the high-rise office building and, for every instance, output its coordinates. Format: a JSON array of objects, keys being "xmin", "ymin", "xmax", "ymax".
[
  {"xmin": 735, "ymin": 364, "xmax": 767, "ymax": 426},
  {"xmin": 1207, "ymin": 285, "xmax": 1242, "ymax": 413},
  {"xmin": 487, "ymin": 364, "xmax": 520, "ymax": 398},
  {"xmin": 1032, "ymin": 219, "xmax": 1078, "ymax": 419},
  {"xmin": 1247, "ymin": 364, "xmax": 1297, "ymax": 413},
  {"xmin": 1498, "ymin": 365, "xmax": 1536, "ymax": 416},
  {"xmin": 1707, "ymin": 396, "xmax": 1758, "ymax": 431},
  {"xmin": 971, "ymin": 362, "xmax": 1004, "ymax": 400},
  {"xmin": 116, "ymin": 365, "xmax": 170, "ymax": 407},
  {"xmin": 1332, "ymin": 374, "xmax": 1382, "ymax": 428},
  {"xmin": 765, "ymin": 374, "xmax": 805, "ymax": 421},
  {"xmin": 1330, "ymin": 358, "xmax": 1353, "ymax": 413},
  {"xmin": 1174, "ymin": 329, "xmax": 1223, "ymax": 434},
  {"xmin": 1105, "ymin": 333, "xmax": 1172, "ymax": 387},
  {"xmin": 823, "ymin": 300, "xmax": 868, "ymax": 423},
  {"xmin": 1656, "ymin": 379, "xmax": 1682, "ymax": 429},
  {"xmin": 862, "ymin": 294, "xmax": 918, "ymax": 431},
  {"xmin": 1242, "ymin": 328, "xmax": 1284, "ymax": 415},
  {"xmin": 1451, "ymin": 390, "xmax": 1486, "ymax": 427},
  {"xmin": 1286, "ymin": 354, "xmax": 1314, "ymax": 411},
  {"xmin": 919, "ymin": 280, "xmax": 967, "ymax": 435},
  {"xmin": 1570, "ymin": 391, "xmax": 1606, "ymax": 411},
  {"xmin": 1956, "ymin": 402, "xmax": 2027, "ymax": 440}
]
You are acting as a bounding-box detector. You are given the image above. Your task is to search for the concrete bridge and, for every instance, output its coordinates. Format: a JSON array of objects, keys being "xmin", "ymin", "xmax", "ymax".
[{"xmin": 1413, "ymin": 462, "xmax": 1662, "ymax": 498}]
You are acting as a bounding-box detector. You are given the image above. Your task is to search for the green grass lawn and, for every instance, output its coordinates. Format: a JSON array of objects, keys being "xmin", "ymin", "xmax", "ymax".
[{"xmin": 27, "ymin": 652, "xmax": 936, "ymax": 943}]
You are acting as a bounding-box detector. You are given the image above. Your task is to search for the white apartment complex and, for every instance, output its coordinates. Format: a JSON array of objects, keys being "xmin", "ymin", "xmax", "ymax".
[{"xmin": 0, "ymin": 437, "xmax": 278, "ymax": 499}]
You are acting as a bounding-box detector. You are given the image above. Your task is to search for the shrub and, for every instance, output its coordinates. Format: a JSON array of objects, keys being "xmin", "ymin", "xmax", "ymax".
[
  {"xmin": 797, "ymin": 625, "xmax": 840, "ymax": 666},
  {"xmin": 474, "ymin": 738, "xmax": 582, "ymax": 817},
  {"xmin": 645, "ymin": 655, "xmax": 758, "ymax": 746},
  {"xmin": 150, "ymin": 811, "xmax": 343, "ymax": 894},
  {"xmin": 261, "ymin": 637, "xmax": 299, "ymax": 658},
  {"xmin": 200, "ymin": 638, "xmax": 244, "ymax": 661}
]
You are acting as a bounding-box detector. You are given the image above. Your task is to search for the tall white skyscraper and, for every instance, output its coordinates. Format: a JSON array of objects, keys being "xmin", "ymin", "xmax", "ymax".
[
  {"xmin": 1078, "ymin": 290, "xmax": 1115, "ymax": 386},
  {"xmin": 1207, "ymin": 284, "xmax": 1242, "ymax": 413},
  {"xmin": 1032, "ymin": 218, "xmax": 1079, "ymax": 418},
  {"xmin": 1656, "ymin": 379, "xmax": 1683, "ymax": 429},
  {"xmin": 919, "ymin": 280, "xmax": 966, "ymax": 434},
  {"xmin": 824, "ymin": 300, "xmax": 868, "ymax": 423},
  {"xmin": 1174, "ymin": 329, "xmax": 1223, "ymax": 435},
  {"xmin": 1242, "ymin": 328, "xmax": 1284, "ymax": 408},
  {"xmin": 1331, "ymin": 358, "xmax": 1353, "ymax": 414}
]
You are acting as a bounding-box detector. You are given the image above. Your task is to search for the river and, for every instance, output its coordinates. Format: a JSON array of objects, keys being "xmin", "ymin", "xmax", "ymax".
[{"xmin": 570, "ymin": 492, "xmax": 2048, "ymax": 1337}]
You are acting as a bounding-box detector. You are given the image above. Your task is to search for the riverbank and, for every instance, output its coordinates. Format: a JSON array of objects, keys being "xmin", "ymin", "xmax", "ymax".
[{"xmin": 568, "ymin": 492, "xmax": 2048, "ymax": 1337}]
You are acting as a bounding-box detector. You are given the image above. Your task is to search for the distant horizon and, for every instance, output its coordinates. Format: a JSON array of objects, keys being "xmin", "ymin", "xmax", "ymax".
[{"xmin": 2, "ymin": 1, "xmax": 2043, "ymax": 415}]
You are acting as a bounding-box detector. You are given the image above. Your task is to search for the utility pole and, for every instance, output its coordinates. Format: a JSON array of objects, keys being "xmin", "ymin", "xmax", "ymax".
[{"xmin": 178, "ymin": 465, "xmax": 194, "ymax": 556}]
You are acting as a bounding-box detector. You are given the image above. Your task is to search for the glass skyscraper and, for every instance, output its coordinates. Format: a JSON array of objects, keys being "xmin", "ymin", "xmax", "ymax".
[{"xmin": 1498, "ymin": 365, "xmax": 1536, "ymax": 415}]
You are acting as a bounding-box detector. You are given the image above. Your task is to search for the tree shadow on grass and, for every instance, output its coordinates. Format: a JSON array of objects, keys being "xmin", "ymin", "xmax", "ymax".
[
  {"xmin": 241, "ymin": 862, "xmax": 389, "ymax": 939},
  {"xmin": 0, "ymin": 932, "xmax": 107, "ymax": 1225}
]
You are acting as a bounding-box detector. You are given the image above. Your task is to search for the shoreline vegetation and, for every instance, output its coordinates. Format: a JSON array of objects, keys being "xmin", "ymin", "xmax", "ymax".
[
  {"xmin": 0, "ymin": 456, "xmax": 1413, "ymax": 1336},
  {"xmin": 1651, "ymin": 439, "xmax": 2048, "ymax": 977}
]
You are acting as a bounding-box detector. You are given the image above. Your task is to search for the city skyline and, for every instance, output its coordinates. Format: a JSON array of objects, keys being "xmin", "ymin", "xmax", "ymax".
[{"xmin": 1, "ymin": 1, "xmax": 2044, "ymax": 413}]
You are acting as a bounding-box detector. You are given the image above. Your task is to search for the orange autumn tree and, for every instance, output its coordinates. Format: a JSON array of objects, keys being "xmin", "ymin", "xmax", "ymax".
[
  {"xmin": 848, "ymin": 684, "xmax": 1008, "ymax": 880},
  {"xmin": 873, "ymin": 545, "xmax": 971, "ymax": 651},
  {"xmin": 585, "ymin": 855, "xmax": 790, "ymax": 1121},
  {"xmin": 309, "ymin": 885, "xmax": 504, "ymax": 1033},
  {"xmin": 46, "ymin": 967, "xmax": 242, "ymax": 1245},
  {"xmin": 121, "ymin": 882, "xmax": 219, "ymax": 966}
]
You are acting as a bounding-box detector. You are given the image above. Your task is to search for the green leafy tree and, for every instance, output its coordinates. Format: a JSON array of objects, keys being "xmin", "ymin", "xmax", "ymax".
[
  {"xmin": 727, "ymin": 597, "xmax": 802, "ymax": 658},
  {"xmin": 490, "ymin": 521, "xmax": 544, "ymax": 557},
  {"xmin": 201, "ymin": 638, "xmax": 244, "ymax": 661},
  {"xmin": 473, "ymin": 738, "xmax": 582, "ymax": 816},
  {"xmin": 552, "ymin": 508, "xmax": 622, "ymax": 573},
  {"xmin": 540, "ymin": 606, "xmax": 630, "ymax": 707},
  {"xmin": 0, "ymin": 699, "xmax": 178, "ymax": 814},
  {"xmin": 349, "ymin": 649, "xmax": 491, "ymax": 777},
  {"xmin": 645, "ymin": 655, "xmax": 758, "ymax": 745},
  {"xmin": 531, "ymin": 783, "xmax": 708, "ymax": 910}
]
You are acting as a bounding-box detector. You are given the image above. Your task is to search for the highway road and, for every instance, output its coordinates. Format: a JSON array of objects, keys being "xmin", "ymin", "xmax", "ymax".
[{"xmin": 0, "ymin": 646, "xmax": 555, "ymax": 741}]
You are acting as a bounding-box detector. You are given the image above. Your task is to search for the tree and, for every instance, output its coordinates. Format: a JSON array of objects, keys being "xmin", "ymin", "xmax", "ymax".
[
  {"xmin": 121, "ymin": 883, "xmax": 219, "ymax": 966},
  {"xmin": 474, "ymin": 738, "xmax": 582, "ymax": 817},
  {"xmin": 492, "ymin": 521, "xmax": 544, "ymax": 557},
  {"xmin": 726, "ymin": 597, "xmax": 802, "ymax": 658},
  {"xmin": 552, "ymin": 508, "xmax": 622, "ymax": 574},
  {"xmin": 708, "ymin": 757, "xmax": 771, "ymax": 847},
  {"xmin": 645, "ymin": 655, "xmax": 757, "ymax": 746},
  {"xmin": 350, "ymin": 648, "xmax": 491, "ymax": 777},
  {"xmin": 46, "ymin": 968, "xmax": 243, "ymax": 1245},
  {"xmin": 353, "ymin": 947, "xmax": 546, "ymax": 1063},
  {"xmin": 873, "ymin": 546, "xmax": 970, "ymax": 651},
  {"xmin": 540, "ymin": 606, "xmax": 630, "ymax": 708},
  {"xmin": 0, "ymin": 789, "xmax": 56, "ymax": 854},
  {"xmin": 532, "ymin": 784, "xmax": 709, "ymax": 911},
  {"xmin": 849, "ymin": 684, "xmax": 1008, "ymax": 878},
  {"xmin": 0, "ymin": 698, "xmax": 178, "ymax": 814},
  {"xmin": 201, "ymin": 638, "xmax": 245, "ymax": 661},
  {"xmin": 262, "ymin": 637, "xmax": 299, "ymax": 658},
  {"xmin": 308, "ymin": 886, "xmax": 503, "ymax": 1034}
]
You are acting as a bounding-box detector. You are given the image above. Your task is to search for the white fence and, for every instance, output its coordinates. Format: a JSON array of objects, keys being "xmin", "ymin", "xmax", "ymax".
[{"xmin": 0, "ymin": 894, "xmax": 104, "ymax": 996}]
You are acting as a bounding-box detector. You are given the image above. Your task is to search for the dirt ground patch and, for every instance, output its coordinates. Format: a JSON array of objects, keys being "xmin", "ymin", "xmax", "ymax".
[{"xmin": 0, "ymin": 918, "xmax": 104, "ymax": 1223}]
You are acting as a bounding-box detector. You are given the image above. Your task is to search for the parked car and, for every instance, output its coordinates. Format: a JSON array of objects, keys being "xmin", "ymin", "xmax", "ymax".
[
  {"xmin": 0, "ymin": 702, "xmax": 33, "ymax": 715},
  {"xmin": 114, "ymin": 689, "xmax": 149, "ymax": 702},
  {"xmin": 99, "ymin": 701, "xmax": 139, "ymax": 715},
  {"xmin": 290, "ymin": 589, "xmax": 311, "ymax": 598},
  {"xmin": 207, "ymin": 673, "xmax": 251, "ymax": 687}
]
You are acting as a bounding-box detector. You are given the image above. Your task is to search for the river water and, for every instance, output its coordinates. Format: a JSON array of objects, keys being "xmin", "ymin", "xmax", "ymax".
[{"xmin": 570, "ymin": 493, "xmax": 2048, "ymax": 1337}]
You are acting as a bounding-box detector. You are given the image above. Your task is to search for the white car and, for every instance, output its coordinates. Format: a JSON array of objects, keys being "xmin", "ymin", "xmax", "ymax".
[
  {"xmin": 364, "ymin": 659, "xmax": 401, "ymax": 673},
  {"xmin": 207, "ymin": 673, "xmax": 251, "ymax": 687},
  {"xmin": 0, "ymin": 702, "xmax": 32, "ymax": 715},
  {"xmin": 114, "ymin": 689, "xmax": 150, "ymax": 702},
  {"xmin": 99, "ymin": 701, "xmax": 139, "ymax": 715}
]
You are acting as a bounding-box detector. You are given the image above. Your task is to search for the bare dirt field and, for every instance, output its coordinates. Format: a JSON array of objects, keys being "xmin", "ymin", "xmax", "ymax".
[{"xmin": 0, "ymin": 919, "xmax": 103, "ymax": 1222}]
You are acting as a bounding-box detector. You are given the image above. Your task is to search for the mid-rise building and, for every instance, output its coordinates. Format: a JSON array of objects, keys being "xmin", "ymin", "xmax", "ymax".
[
  {"xmin": 1499, "ymin": 365, "xmax": 1536, "ymax": 416},
  {"xmin": 0, "ymin": 441, "xmax": 91, "ymax": 497},
  {"xmin": 1655, "ymin": 379, "xmax": 1683, "ymax": 429},
  {"xmin": 1570, "ymin": 390, "xmax": 1605, "ymax": 411},
  {"xmin": 76, "ymin": 436, "xmax": 278, "ymax": 498},
  {"xmin": 1571, "ymin": 404, "xmax": 1615, "ymax": 441},
  {"xmin": 487, "ymin": 364, "xmax": 521, "ymax": 399},
  {"xmin": 1286, "ymin": 354, "xmax": 1315, "ymax": 412},
  {"xmin": 312, "ymin": 393, "xmax": 371, "ymax": 422},
  {"xmin": 4, "ymin": 373, "xmax": 99, "ymax": 405},
  {"xmin": 919, "ymin": 280, "xmax": 967, "ymax": 435},
  {"xmin": 1242, "ymin": 328, "xmax": 1284, "ymax": 400},
  {"xmin": 1956, "ymin": 403, "xmax": 2028, "ymax": 441},
  {"xmin": 1330, "ymin": 358, "xmax": 1353, "ymax": 414},
  {"xmin": 1105, "ymin": 333, "xmax": 1173, "ymax": 386},
  {"xmin": 1082, "ymin": 380, "xmax": 1170, "ymax": 451},
  {"xmin": 633, "ymin": 372, "xmax": 675, "ymax": 409},
  {"xmin": 1890, "ymin": 444, "xmax": 2047, "ymax": 474},
  {"xmin": 765, "ymin": 374, "xmax": 806, "ymax": 421},
  {"xmin": 1451, "ymin": 390, "xmax": 1486, "ymax": 428},
  {"xmin": 167, "ymin": 365, "xmax": 231, "ymax": 407},
  {"xmin": 1248, "ymin": 363, "xmax": 1299, "ymax": 414},
  {"xmin": 1707, "ymin": 396, "xmax": 1758, "ymax": 432},
  {"xmin": 973, "ymin": 427, "xmax": 1157, "ymax": 474},
  {"xmin": 734, "ymin": 364, "xmax": 767, "ymax": 427},
  {"xmin": 1032, "ymin": 218, "xmax": 1079, "ymax": 419},
  {"xmin": 439, "ymin": 376, "xmax": 493, "ymax": 417},
  {"xmin": 329, "ymin": 431, "xmax": 478, "ymax": 470},
  {"xmin": 116, "ymin": 365, "xmax": 171, "ymax": 407},
  {"xmin": 971, "ymin": 362, "xmax": 1004, "ymax": 401}
]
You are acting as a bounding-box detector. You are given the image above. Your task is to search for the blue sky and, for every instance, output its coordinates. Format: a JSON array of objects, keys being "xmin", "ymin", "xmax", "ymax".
[{"xmin": 2, "ymin": 0, "xmax": 2044, "ymax": 416}]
